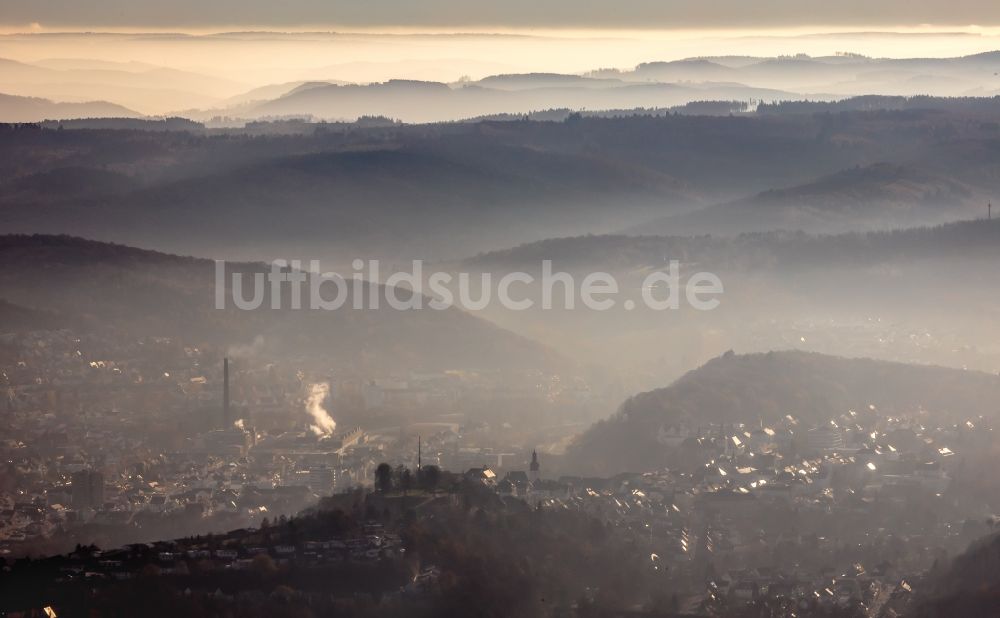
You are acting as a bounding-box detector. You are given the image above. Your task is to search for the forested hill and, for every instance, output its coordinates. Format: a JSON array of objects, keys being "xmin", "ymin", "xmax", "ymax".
[
  {"xmin": 465, "ymin": 218, "xmax": 1000, "ymax": 273},
  {"xmin": 0, "ymin": 234, "xmax": 563, "ymax": 373},
  {"xmin": 914, "ymin": 531, "xmax": 1000, "ymax": 616},
  {"xmin": 6, "ymin": 104, "xmax": 1000, "ymax": 260},
  {"xmin": 566, "ymin": 350, "xmax": 1000, "ymax": 475}
]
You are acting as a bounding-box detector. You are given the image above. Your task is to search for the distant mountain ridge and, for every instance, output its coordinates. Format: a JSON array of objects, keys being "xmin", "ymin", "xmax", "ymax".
[
  {"xmin": 0, "ymin": 55, "xmax": 245, "ymax": 115},
  {"xmin": 4, "ymin": 110, "xmax": 1000, "ymax": 259},
  {"xmin": 0, "ymin": 92, "xmax": 140, "ymax": 122},
  {"xmin": 240, "ymin": 78, "xmax": 796, "ymax": 123},
  {"xmin": 6, "ymin": 50, "xmax": 1000, "ymax": 123},
  {"xmin": 631, "ymin": 163, "xmax": 980, "ymax": 236},
  {"xmin": 201, "ymin": 52, "xmax": 1000, "ymax": 122},
  {"xmin": 467, "ymin": 218, "xmax": 1000, "ymax": 274},
  {"xmin": 0, "ymin": 124, "xmax": 700, "ymax": 260}
]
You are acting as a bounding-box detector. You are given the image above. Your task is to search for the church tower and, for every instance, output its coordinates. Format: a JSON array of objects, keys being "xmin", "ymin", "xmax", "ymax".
[{"xmin": 529, "ymin": 449, "xmax": 540, "ymax": 483}]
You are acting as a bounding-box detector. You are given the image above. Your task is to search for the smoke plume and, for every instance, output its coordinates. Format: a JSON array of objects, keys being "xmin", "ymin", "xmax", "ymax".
[{"xmin": 306, "ymin": 382, "xmax": 336, "ymax": 436}]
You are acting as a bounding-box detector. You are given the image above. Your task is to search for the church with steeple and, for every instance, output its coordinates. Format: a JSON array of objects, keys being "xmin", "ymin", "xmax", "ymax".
[{"xmin": 496, "ymin": 449, "xmax": 567, "ymax": 500}]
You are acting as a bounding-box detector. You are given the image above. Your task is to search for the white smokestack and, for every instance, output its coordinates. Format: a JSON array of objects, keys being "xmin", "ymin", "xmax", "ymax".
[{"xmin": 306, "ymin": 382, "xmax": 336, "ymax": 436}]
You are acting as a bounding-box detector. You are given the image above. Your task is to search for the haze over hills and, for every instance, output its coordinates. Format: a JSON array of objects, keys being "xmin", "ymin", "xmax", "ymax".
[
  {"xmin": 0, "ymin": 298, "xmax": 69, "ymax": 333},
  {"xmin": 0, "ymin": 234, "xmax": 564, "ymax": 374},
  {"xmin": 5, "ymin": 104, "xmax": 1000, "ymax": 259},
  {"xmin": 8, "ymin": 20, "xmax": 1000, "ymax": 617},
  {"xmin": 629, "ymin": 163, "xmax": 981, "ymax": 236},
  {"xmin": 0, "ymin": 56, "xmax": 246, "ymax": 115},
  {"xmin": 462, "ymin": 218, "xmax": 1000, "ymax": 390},
  {"xmin": 914, "ymin": 531, "xmax": 1000, "ymax": 615},
  {"xmin": 593, "ymin": 52, "xmax": 1000, "ymax": 97},
  {"xmin": 133, "ymin": 52, "xmax": 1000, "ymax": 122},
  {"xmin": 3, "ymin": 107, "xmax": 1000, "ymax": 392},
  {"xmin": 229, "ymin": 78, "xmax": 798, "ymax": 124},
  {"xmin": 468, "ymin": 217, "xmax": 1000, "ymax": 273},
  {"xmin": 4, "ymin": 44, "xmax": 1000, "ymax": 121},
  {"xmin": 0, "ymin": 128, "xmax": 695, "ymax": 260},
  {"xmin": 10, "ymin": 16, "xmax": 1000, "ymax": 618},
  {"xmin": 565, "ymin": 350, "xmax": 1000, "ymax": 475},
  {"xmin": 0, "ymin": 92, "xmax": 139, "ymax": 122}
]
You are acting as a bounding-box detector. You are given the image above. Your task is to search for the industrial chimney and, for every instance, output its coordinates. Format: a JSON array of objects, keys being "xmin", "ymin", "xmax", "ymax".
[{"xmin": 223, "ymin": 357, "xmax": 230, "ymax": 428}]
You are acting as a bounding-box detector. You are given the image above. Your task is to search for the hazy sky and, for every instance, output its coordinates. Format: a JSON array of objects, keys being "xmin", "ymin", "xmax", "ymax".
[
  {"xmin": 3, "ymin": 2, "xmax": 1000, "ymax": 114},
  {"xmin": 3, "ymin": 0, "xmax": 1000, "ymax": 30}
]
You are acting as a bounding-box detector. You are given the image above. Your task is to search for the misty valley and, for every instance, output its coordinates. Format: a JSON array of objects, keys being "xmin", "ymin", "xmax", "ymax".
[{"xmin": 3, "ymin": 20, "xmax": 1000, "ymax": 618}]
